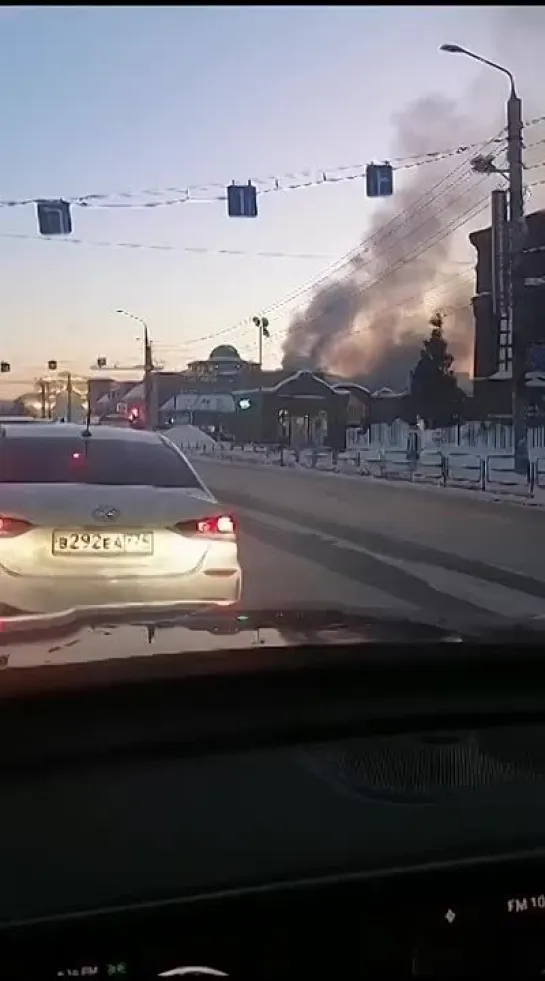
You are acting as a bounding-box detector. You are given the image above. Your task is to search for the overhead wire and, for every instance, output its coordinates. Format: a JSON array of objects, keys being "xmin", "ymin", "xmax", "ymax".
[
  {"xmin": 261, "ymin": 169, "xmax": 545, "ymax": 355},
  {"xmin": 3, "ymin": 117, "xmax": 545, "ymax": 373},
  {"xmin": 209, "ymin": 132, "xmax": 545, "ymax": 355},
  {"xmin": 190, "ymin": 127, "xmax": 507, "ymax": 351},
  {"xmin": 0, "ymin": 233, "xmax": 336, "ymax": 261},
  {"xmin": 1, "ymin": 116, "xmax": 544, "ymax": 211},
  {"xmin": 246, "ymin": 192, "xmax": 491, "ymax": 352},
  {"xmin": 2, "ymin": 127, "xmax": 505, "ymax": 369}
]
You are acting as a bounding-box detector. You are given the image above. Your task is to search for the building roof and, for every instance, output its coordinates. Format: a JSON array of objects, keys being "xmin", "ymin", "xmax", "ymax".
[
  {"xmin": 208, "ymin": 344, "xmax": 241, "ymax": 361},
  {"xmin": 162, "ymin": 393, "xmax": 235, "ymax": 413}
]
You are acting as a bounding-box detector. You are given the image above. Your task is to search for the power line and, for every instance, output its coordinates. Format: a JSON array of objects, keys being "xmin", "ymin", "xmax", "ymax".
[
  {"xmin": 260, "ymin": 170, "xmax": 545, "ymax": 350},
  {"xmin": 313, "ymin": 269, "xmax": 477, "ymax": 350},
  {"xmin": 209, "ymin": 142, "xmax": 545, "ymax": 355},
  {"xmin": 0, "ymin": 144, "xmax": 503, "ymax": 266},
  {"xmin": 190, "ymin": 176, "xmax": 493, "ymax": 355},
  {"xmin": 0, "ymin": 232, "xmax": 336, "ymax": 261},
  {"xmin": 248, "ymin": 191, "xmax": 492, "ymax": 347},
  {"xmin": 186, "ymin": 130, "xmax": 505, "ymax": 351},
  {"xmin": 159, "ymin": 178, "xmax": 489, "ymax": 357},
  {"xmin": 3, "ymin": 119, "xmax": 545, "ymax": 212},
  {"xmin": 4, "ymin": 122, "xmax": 544, "ymax": 373}
]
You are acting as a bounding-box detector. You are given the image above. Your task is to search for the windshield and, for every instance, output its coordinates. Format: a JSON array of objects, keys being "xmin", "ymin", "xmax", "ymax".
[{"xmin": 0, "ymin": 6, "xmax": 543, "ymax": 672}]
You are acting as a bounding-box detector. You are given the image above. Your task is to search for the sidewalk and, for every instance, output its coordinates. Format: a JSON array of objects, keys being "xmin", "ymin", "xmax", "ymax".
[{"xmin": 181, "ymin": 442, "xmax": 545, "ymax": 511}]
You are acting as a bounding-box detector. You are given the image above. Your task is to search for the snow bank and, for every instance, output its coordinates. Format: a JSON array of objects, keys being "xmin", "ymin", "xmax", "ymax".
[{"xmin": 164, "ymin": 424, "xmax": 217, "ymax": 450}]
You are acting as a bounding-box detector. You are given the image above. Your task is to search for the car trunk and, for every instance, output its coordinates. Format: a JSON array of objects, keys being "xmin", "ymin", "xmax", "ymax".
[{"xmin": 0, "ymin": 483, "xmax": 226, "ymax": 579}]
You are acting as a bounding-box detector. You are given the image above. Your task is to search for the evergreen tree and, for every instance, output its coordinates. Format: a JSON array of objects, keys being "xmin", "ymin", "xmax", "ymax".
[{"xmin": 410, "ymin": 312, "xmax": 460, "ymax": 426}]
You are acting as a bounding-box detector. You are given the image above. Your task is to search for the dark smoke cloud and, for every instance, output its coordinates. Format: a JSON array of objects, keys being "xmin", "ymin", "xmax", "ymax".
[
  {"xmin": 281, "ymin": 6, "xmax": 545, "ymax": 388},
  {"xmin": 281, "ymin": 94, "xmax": 489, "ymax": 389}
]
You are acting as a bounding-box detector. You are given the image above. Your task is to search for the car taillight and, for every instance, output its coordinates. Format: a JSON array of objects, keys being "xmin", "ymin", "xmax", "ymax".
[
  {"xmin": 175, "ymin": 514, "xmax": 237, "ymax": 537},
  {"xmin": 0, "ymin": 516, "xmax": 33, "ymax": 538}
]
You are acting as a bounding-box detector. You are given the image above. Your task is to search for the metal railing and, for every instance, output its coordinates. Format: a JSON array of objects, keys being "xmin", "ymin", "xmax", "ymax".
[{"xmin": 179, "ymin": 441, "xmax": 541, "ymax": 500}]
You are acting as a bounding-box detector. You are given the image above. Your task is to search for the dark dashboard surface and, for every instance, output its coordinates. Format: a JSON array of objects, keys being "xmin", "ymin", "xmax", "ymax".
[
  {"xmin": 3, "ymin": 853, "xmax": 545, "ymax": 979},
  {"xmin": 3, "ymin": 730, "xmax": 545, "ymax": 926},
  {"xmin": 2, "ymin": 642, "xmax": 545, "ymax": 977}
]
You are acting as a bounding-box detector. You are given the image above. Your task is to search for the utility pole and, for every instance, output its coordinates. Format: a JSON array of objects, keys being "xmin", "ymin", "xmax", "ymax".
[
  {"xmin": 143, "ymin": 327, "xmax": 155, "ymax": 429},
  {"xmin": 440, "ymin": 44, "xmax": 528, "ymax": 475},
  {"xmin": 114, "ymin": 309, "xmax": 158, "ymax": 430},
  {"xmin": 66, "ymin": 371, "xmax": 73, "ymax": 422},
  {"xmin": 506, "ymin": 88, "xmax": 528, "ymax": 474},
  {"xmin": 252, "ymin": 316, "xmax": 269, "ymax": 443},
  {"xmin": 39, "ymin": 379, "xmax": 47, "ymax": 420}
]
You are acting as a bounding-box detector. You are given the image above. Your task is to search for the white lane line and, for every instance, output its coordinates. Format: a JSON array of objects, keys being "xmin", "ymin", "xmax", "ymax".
[
  {"xmin": 237, "ymin": 530, "xmax": 416, "ymax": 613},
  {"xmin": 373, "ymin": 556, "xmax": 545, "ymax": 620},
  {"xmin": 235, "ymin": 507, "xmax": 545, "ymax": 619}
]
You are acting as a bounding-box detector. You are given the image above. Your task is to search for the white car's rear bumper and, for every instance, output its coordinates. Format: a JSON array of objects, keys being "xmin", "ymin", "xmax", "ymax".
[{"xmin": 0, "ymin": 567, "xmax": 242, "ymax": 616}]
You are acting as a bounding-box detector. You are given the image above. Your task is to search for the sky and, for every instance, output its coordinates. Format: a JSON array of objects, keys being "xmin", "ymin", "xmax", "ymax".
[{"xmin": 0, "ymin": 5, "xmax": 543, "ymax": 395}]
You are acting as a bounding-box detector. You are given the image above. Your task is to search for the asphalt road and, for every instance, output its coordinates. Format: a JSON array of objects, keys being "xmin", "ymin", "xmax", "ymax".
[{"xmin": 195, "ymin": 457, "xmax": 545, "ymax": 630}]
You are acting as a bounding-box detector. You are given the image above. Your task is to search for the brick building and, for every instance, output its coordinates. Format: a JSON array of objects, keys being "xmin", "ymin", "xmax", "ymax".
[{"xmin": 470, "ymin": 208, "xmax": 545, "ymax": 418}]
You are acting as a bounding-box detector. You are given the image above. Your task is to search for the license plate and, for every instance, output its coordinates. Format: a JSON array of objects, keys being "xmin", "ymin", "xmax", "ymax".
[{"xmin": 52, "ymin": 531, "xmax": 153, "ymax": 555}]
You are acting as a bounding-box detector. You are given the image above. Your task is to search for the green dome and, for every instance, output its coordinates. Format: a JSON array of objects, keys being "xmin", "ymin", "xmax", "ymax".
[{"xmin": 209, "ymin": 344, "xmax": 240, "ymax": 361}]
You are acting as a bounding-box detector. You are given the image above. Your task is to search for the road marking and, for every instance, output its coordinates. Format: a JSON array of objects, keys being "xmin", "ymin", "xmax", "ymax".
[{"xmin": 235, "ymin": 505, "xmax": 545, "ymax": 619}]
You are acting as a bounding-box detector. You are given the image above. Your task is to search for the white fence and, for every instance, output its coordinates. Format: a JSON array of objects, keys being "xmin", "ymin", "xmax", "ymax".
[
  {"xmin": 179, "ymin": 439, "xmax": 545, "ymax": 502},
  {"xmin": 355, "ymin": 420, "xmax": 545, "ymax": 456},
  {"xmin": 172, "ymin": 419, "xmax": 545, "ymax": 504}
]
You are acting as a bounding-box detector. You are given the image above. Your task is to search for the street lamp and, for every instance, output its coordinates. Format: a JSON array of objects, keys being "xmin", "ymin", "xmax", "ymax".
[
  {"xmin": 252, "ymin": 315, "xmax": 271, "ymax": 443},
  {"xmin": 439, "ymin": 44, "xmax": 516, "ymax": 95},
  {"xmin": 115, "ymin": 308, "xmax": 148, "ymax": 333},
  {"xmin": 440, "ymin": 43, "xmax": 527, "ymax": 474},
  {"xmin": 114, "ymin": 309, "xmax": 156, "ymax": 428}
]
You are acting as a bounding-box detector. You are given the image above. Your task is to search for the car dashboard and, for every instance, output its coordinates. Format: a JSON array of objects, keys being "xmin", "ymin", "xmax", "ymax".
[
  {"xmin": 1, "ymin": 643, "xmax": 545, "ymax": 978},
  {"xmin": 4, "ymin": 852, "xmax": 545, "ymax": 979}
]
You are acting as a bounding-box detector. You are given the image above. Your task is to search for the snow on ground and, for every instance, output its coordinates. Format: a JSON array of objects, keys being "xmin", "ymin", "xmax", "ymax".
[{"xmin": 165, "ymin": 424, "xmax": 217, "ymax": 450}]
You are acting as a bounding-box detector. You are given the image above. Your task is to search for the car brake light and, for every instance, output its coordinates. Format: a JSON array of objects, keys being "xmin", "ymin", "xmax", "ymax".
[
  {"xmin": 175, "ymin": 514, "xmax": 236, "ymax": 537},
  {"xmin": 0, "ymin": 516, "xmax": 33, "ymax": 538}
]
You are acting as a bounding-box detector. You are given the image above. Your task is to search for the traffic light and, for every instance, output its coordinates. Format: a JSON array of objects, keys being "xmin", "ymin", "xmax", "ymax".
[
  {"xmin": 253, "ymin": 315, "xmax": 270, "ymax": 339},
  {"xmin": 96, "ymin": 356, "xmax": 107, "ymax": 369},
  {"xmin": 366, "ymin": 163, "xmax": 394, "ymax": 198},
  {"xmin": 47, "ymin": 360, "xmax": 58, "ymax": 371},
  {"xmin": 0, "ymin": 362, "xmax": 10, "ymax": 374},
  {"xmin": 36, "ymin": 200, "xmax": 73, "ymax": 236},
  {"xmin": 227, "ymin": 181, "xmax": 258, "ymax": 218}
]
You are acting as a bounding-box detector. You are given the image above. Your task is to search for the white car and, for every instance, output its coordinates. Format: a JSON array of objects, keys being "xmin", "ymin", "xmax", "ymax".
[{"xmin": 0, "ymin": 422, "xmax": 242, "ymax": 618}]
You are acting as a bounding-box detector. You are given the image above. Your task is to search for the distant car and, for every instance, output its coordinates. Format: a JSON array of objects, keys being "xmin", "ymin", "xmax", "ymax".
[
  {"xmin": 97, "ymin": 414, "xmax": 134, "ymax": 428},
  {"xmin": 0, "ymin": 422, "xmax": 241, "ymax": 618}
]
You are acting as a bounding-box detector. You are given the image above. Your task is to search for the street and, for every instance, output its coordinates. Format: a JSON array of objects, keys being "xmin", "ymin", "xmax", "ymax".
[{"xmin": 196, "ymin": 458, "xmax": 545, "ymax": 629}]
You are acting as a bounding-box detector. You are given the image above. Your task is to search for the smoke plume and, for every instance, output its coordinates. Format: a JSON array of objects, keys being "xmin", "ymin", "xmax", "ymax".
[{"xmin": 281, "ymin": 95, "xmax": 493, "ymax": 390}]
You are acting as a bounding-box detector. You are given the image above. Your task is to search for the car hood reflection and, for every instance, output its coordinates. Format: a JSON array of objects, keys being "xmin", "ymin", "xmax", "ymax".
[{"xmin": 0, "ymin": 606, "xmax": 468, "ymax": 668}]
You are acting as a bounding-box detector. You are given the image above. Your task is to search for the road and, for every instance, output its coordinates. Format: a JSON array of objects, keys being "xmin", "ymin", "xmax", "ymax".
[{"xmin": 196, "ymin": 457, "xmax": 545, "ymax": 630}]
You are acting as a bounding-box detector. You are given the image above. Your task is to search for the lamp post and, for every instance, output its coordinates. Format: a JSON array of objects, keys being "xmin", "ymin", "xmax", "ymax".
[
  {"xmin": 252, "ymin": 315, "xmax": 270, "ymax": 443},
  {"xmin": 440, "ymin": 44, "xmax": 527, "ymax": 474},
  {"xmin": 115, "ymin": 309, "xmax": 155, "ymax": 428}
]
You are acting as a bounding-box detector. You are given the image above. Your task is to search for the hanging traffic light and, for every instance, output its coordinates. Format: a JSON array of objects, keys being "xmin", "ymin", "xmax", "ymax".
[
  {"xmin": 227, "ymin": 181, "xmax": 258, "ymax": 218},
  {"xmin": 365, "ymin": 163, "xmax": 394, "ymax": 198},
  {"xmin": 36, "ymin": 200, "xmax": 73, "ymax": 236}
]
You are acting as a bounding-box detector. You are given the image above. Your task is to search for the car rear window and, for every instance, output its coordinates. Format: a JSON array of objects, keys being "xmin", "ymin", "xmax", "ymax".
[{"xmin": 0, "ymin": 436, "xmax": 203, "ymax": 488}]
